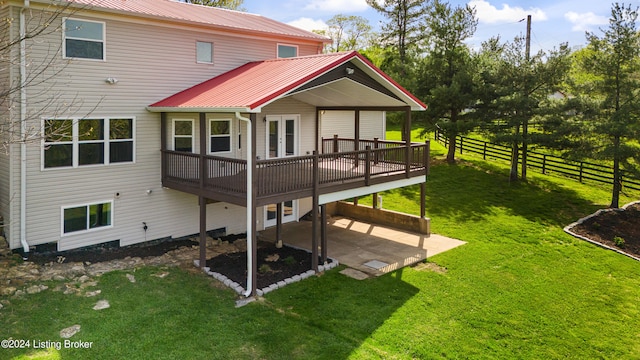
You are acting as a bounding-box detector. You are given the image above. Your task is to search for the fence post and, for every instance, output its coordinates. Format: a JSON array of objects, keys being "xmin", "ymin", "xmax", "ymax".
[
  {"xmin": 459, "ymin": 137, "xmax": 463, "ymax": 154},
  {"xmin": 483, "ymin": 142, "xmax": 487, "ymax": 160},
  {"xmin": 542, "ymin": 155, "xmax": 547, "ymax": 174},
  {"xmin": 579, "ymin": 162, "xmax": 584, "ymax": 183},
  {"xmin": 333, "ymin": 134, "xmax": 339, "ymax": 153}
]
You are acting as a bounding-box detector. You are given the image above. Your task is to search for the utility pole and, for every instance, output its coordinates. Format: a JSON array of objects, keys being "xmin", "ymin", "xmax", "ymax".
[{"xmin": 522, "ymin": 14, "xmax": 531, "ymax": 180}]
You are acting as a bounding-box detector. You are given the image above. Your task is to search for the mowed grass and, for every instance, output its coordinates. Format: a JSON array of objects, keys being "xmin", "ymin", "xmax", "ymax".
[{"xmin": 1, "ymin": 134, "xmax": 640, "ymax": 359}]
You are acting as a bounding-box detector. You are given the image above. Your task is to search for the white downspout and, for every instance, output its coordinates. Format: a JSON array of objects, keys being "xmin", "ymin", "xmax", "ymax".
[
  {"xmin": 19, "ymin": 1, "xmax": 30, "ymax": 253},
  {"xmin": 235, "ymin": 112, "xmax": 253, "ymax": 297}
]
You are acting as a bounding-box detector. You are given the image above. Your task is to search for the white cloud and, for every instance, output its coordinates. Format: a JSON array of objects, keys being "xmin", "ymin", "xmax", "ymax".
[
  {"xmin": 303, "ymin": 0, "xmax": 369, "ymax": 12},
  {"xmin": 564, "ymin": 11, "xmax": 608, "ymax": 32},
  {"xmin": 469, "ymin": 0, "xmax": 547, "ymax": 24},
  {"xmin": 287, "ymin": 17, "xmax": 328, "ymax": 32}
]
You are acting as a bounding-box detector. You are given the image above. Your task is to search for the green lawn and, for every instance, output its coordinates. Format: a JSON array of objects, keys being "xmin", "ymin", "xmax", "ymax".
[{"xmin": 2, "ymin": 137, "xmax": 639, "ymax": 359}]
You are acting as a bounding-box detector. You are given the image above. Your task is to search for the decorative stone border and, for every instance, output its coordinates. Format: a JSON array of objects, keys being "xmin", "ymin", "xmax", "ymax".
[
  {"xmin": 563, "ymin": 200, "xmax": 640, "ymax": 262},
  {"xmin": 194, "ymin": 249, "xmax": 340, "ymax": 297}
]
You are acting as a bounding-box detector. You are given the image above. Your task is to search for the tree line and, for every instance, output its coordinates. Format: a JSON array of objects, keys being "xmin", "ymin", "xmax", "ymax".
[{"xmin": 318, "ymin": 1, "xmax": 639, "ymax": 209}]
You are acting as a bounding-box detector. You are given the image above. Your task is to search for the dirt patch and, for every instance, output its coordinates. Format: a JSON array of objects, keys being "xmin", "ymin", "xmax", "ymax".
[
  {"xmin": 570, "ymin": 203, "xmax": 640, "ymax": 258},
  {"xmin": 206, "ymin": 241, "xmax": 330, "ymax": 289},
  {"xmin": 411, "ymin": 261, "xmax": 447, "ymax": 273}
]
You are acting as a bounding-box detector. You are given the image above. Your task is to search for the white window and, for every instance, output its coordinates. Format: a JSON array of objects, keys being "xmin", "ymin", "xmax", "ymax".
[
  {"xmin": 63, "ymin": 18, "xmax": 105, "ymax": 60},
  {"xmin": 209, "ymin": 119, "xmax": 231, "ymax": 153},
  {"xmin": 172, "ymin": 119, "xmax": 194, "ymax": 152},
  {"xmin": 277, "ymin": 44, "xmax": 298, "ymax": 58},
  {"xmin": 196, "ymin": 41, "xmax": 213, "ymax": 64},
  {"xmin": 62, "ymin": 201, "xmax": 113, "ymax": 235},
  {"xmin": 43, "ymin": 118, "xmax": 135, "ymax": 169}
]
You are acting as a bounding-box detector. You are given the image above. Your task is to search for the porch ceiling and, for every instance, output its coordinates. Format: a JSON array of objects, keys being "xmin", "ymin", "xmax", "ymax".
[{"xmin": 288, "ymin": 78, "xmax": 409, "ymax": 108}]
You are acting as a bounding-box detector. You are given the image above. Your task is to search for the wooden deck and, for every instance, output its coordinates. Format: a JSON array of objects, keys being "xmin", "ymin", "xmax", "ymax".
[{"xmin": 162, "ymin": 139, "xmax": 430, "ymax": 207}]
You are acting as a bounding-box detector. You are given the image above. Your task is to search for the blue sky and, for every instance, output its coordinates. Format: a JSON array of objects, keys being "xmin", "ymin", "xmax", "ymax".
[{"xmin": 242, "ymin": 0, "xmax": 616, "ymax": 52}]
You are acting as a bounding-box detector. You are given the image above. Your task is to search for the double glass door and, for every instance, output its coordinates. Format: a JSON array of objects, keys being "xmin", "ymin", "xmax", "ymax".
[{"xmin": 264, "ymin": 115, "xmax": 299, "ymax": 227}]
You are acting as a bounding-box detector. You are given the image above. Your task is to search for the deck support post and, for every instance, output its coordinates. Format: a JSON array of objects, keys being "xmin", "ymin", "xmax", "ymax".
[
  {"xmin": 373, "ymin": 192, "xmax": 378, "ymax": 209},
  {"xmin": 311, "ymin": 151, "xmax": 319, "ymax": 272},
  {"xmin": 320, "ymin": 203, "xmax": 327, "ymax": 264},
  {"xmin": 199, "ymin": 196, "xmax": 206, "ymax": 269},
  {"xmin": 420, "ymin": 183, "xmax": 426, "ymax": 219},
  {"xmin": 275, "ymin": 203, "xmax": 283, "ymax": 248}
]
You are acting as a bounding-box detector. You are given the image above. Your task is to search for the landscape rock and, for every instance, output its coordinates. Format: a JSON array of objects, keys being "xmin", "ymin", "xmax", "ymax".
[
  {"xmin": 26, "ymin": 284, "xmax": 48, "ymax": 294},
  {"xmin": 126, "ymin": 274, "xmax": 136, "ymax": 283},
  {"xmin": 60, "ymin": 325, "xmax": 81, "ymax": 339},
  {"xmin": 1, "ymin": 286, "xmax": 16, "ymax": 296},
  {"xmin": 93, "ymin": 300, "xmax": 110, "ymax": 310},
  {"xmin": 85, "ymin": 290, "xmax": 101, "ymax": 297}
]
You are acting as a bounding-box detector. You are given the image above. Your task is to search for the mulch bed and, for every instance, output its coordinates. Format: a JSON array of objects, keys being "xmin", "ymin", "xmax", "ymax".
[
  {"xmin": 571, "ymin": 203, "xmax": 640, "ymax": 258},
  {"xmin": 24, "ymin": 239, "xmax": 198, "ymax": 265},
  {"xmin": 206, "ymin": 241, "xmax": 327, "ymax": 289}
]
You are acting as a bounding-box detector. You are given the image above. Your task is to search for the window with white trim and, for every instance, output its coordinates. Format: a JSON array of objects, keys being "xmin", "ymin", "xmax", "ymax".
[
  {"xmin": 43, "ymin": 118, "xmax": 135, "ymax": 169},
  {"xmin": 210, "ymin": 119, "xmax": 231, "ymax": 153},
  {"xmin": 64, "ymin": 18, "xmax": 105, "ymax": 60},
  {"xmin": 62, "ymin": 201, "xmax": 113, "ymax": 235},
  {"xmin": 172, "ymin": 119, "xmax": 194, "ymax": 152},
  {"xmin": 277, "ymin": 44, "xmax": 298, "ymax": 58},
  {"xmin": 196, "ymin": 41, "xmax": 213, "ymax": 64}
]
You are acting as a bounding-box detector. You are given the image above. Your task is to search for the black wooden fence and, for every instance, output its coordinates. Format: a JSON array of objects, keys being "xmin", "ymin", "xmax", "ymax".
[{"xmin": 434, "ymin": 131, "xmax": 640, "ymax": 191}]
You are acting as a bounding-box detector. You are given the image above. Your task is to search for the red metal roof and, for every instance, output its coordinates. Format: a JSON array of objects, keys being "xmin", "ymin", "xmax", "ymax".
[
  {"xmin": 149, "ymin": 51, "xmax": 427, "ymax": 111},
  {"xmin": 62, "ymin": 0, "xmax": 330, "ymax": 43}
]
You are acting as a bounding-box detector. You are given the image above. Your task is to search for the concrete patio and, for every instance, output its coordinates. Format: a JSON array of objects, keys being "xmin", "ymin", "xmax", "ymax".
[{"xmin": 260, "ymin": 216, "xmax": 466, "ymax": 276}]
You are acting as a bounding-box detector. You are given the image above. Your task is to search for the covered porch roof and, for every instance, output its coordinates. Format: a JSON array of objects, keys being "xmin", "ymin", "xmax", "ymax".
[{"xmin": 147, "ymin": 51, "xmax": 427, "ymax": 113}]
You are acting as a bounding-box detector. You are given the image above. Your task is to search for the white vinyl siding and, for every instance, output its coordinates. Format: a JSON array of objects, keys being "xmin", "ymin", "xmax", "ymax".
[
  {"xmin": 12, "ymin": 8, "xmax": 325, "ymax": 250},
  {"xmin": 320, "ymin": 110, "xmax": 385, "ymax": 141}
]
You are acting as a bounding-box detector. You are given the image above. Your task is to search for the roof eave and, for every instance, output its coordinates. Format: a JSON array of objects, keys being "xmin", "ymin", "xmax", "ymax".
[
  {"xmin": 52, "ymin": 0, "xmax": 331, "ymax": 45},
  {"xmin": 146, "ymin": 106, "xmax": 255, "ymax": 113}
]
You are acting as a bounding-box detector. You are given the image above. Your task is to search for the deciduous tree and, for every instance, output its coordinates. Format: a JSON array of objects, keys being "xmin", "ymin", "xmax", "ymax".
[
  {"xmin": 318, "ymin": 14, "xmax": 373, "ymax": 52},
  {"xmin": 183, "ymin": 0, "xmax": 244, "ymax": 10}
]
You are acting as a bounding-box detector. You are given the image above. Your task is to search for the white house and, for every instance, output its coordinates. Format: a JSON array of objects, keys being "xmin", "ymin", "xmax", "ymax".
[{"xmin": 1, "ymin": 0, "xmax": 428, "ymax": 295}]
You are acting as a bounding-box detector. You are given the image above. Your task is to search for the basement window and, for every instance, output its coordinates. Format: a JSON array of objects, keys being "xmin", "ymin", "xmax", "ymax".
[{"xmin": 62, "ymin": 201, "xmax": 113, "ymax": 235}]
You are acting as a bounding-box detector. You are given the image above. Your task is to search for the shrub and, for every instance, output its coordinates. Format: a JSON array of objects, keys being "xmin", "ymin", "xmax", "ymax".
[
  {"xmin": 258, "ymin": 264, "xmax": 272, "ymax": 274},
  {"xmin": 283, "ymin": 255, "xmax": 296, "ymax": 266},
  {"xmin": 613, "ymin": 236, "xmax": 625, "ymax": 248}
]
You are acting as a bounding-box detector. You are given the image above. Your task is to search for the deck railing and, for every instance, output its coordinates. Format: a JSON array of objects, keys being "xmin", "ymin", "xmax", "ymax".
[
  {"xmin": 162, "ymin": 138, "xmax": 429, "ymax": 203},
  {"xmin": 321, "ymin": 136, "xmax": 406, "ymax": 153}
]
